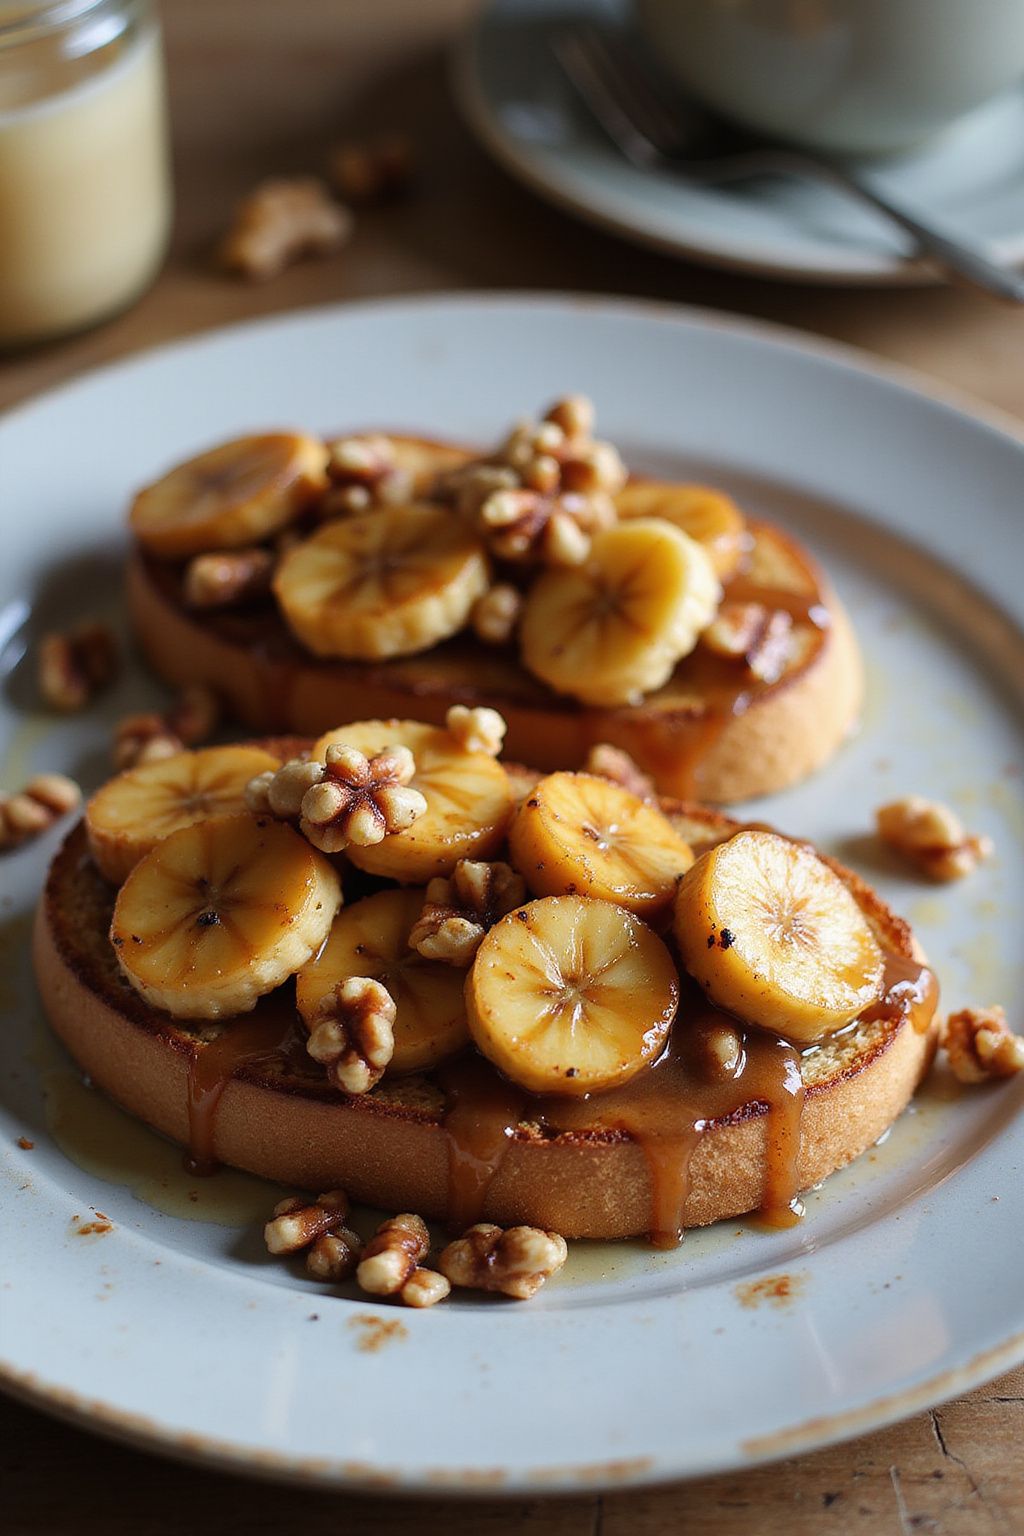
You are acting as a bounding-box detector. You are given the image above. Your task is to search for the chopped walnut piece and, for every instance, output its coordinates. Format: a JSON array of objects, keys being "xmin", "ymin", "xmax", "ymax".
[
  {"xmin": 321, "ymin": 434, "xmax": 414, "ymax": 517},
  {"xmin": 245, "ymin": 756, "xmax": 323, "ymax": 818},
  {"xmin": 876, "ymin": 796, "xmax": 993, "ymax": 882},
  {"xmin": 306, "ymin": 1226, "xmax": 364, "ymax": 1281},
  {"xmin": 438, "ymin": 1223, "xmax": 568, "ymax": 1300},
  {"xmin": 356, "ymin": 1213, "xmax": 430, "ymax": 1296},
  {"xmin": 38, "ymin": 622, "xmax": 119, "ymax": 712},
  {"xmin": 544, "ymin": 393, "xmax": 594, "ymax": 440},
  {"xmin": 264, "ymin": 1190, "xmax": 350, "ymax": 1254},
  {"xmin": 942, "ymin": 1006, "xmax": 1024, "ymax": 1084},
  {"xmin": 400, "ymin": 1267, "xmax": 450, "ymax": 1309},
  {"xmin": 113, "ymin": 713, "xmax": 183, "ymax": 771},
  {"xmin": 220, "ymin": 177, "xmax": 352, "ymax": 282},
  {"xmin": 582, "ymin": 743, "xmax": 656, "ymax": 801},
  {"xmin": 113, "ymin": 686, "xmax": 220, "ymax": 770},
  {"xmin": 446, "ymin": 704, "xmax": 506, "ymax": 758},
  {"xmin": 702, "ymin": 602, "xmax": 793, "ymax": 684},
  {"xmin": 0, "ymin": 773, "xmax": 81, "ymax": 851},
  {"xmin": 409, "ymin": 858, "xmax": 527, "ymax": 966},
  {"xmin": 442, "ymin": 463, "xmax": 519, "ymax": 521},
  {"xmin": 183, "ymin": 547, "xmax": 275, "ymax": 608},
  {"xmin": 439, "ymin": 395, "xmax": 622, "ymax": 566},
  {"xmin": 306, "ymin": 976, "xmax": 396, "ymax": 1094},
  {"xmin": 299, "ymin": 743, "xmax": 427, "ymax": 853},
  {"xmin": 480, "ymin": 486, "xmax": 606, "ymax": 567},
  {"xmin": 471, "ymin": 583, "xmax": 523, "ymax": 645},
  {"xmin": 329, "ymin": 133, "xmax": 414, "ymax": 204}
]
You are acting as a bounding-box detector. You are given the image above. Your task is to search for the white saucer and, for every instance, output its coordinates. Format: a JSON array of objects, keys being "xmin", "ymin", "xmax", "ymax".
[{"xmin": 453, "ymin": 0, "xmax": 1024, "ymax": 285}]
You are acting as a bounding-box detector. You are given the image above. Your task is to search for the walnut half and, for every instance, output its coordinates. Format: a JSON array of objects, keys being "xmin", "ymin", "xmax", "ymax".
[
  {"xmin": 356, "ymin": 1214, "xmax": 451, "ymax": 1308},
  {"xmin": 300, "ymin": 743, "xmax": 427, "ymax": 853},
  {"xmin": 408, "ymin": 859, "xmax": 526, "ymax": 966},
  {"xmin": 876, "ymin": 796, "xmax": 992, "ymax": 882},
  {"xmin": 942, "ymin": 1006, "xmax": 1024, "ymax": 1084},
  {"xmin": 438, "ymin": 1223, "xmax": 568, "ymax": 1300},
  {"xmin": 305, "ymin": 976, "xmax": 396, "ymax": 1094}
]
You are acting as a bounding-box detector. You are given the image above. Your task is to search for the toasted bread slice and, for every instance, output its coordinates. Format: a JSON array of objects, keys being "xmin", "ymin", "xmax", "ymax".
[
  {"xmin": 33, "ymin": 760, "xmax": 936, "ymax": 1241},
  {"xmin": 126, "ymin": 436, "xmax": 861, "ymax": 803}
]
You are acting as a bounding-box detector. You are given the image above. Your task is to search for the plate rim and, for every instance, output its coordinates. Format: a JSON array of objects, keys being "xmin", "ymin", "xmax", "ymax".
[
  {"xmin": 3, "ymin": 289, "xmax": 1024, "ymax": 1494},
  {"xmin": 4, "ymin": 1324, "xmax": 1024, "ymax": 1495},
  {"xmin": 452, "ymin": 7, "xmax": 1024, "ymax": 287},
  {"xmin": 5, "ymin": 287, "xmax": 1024, "ymax": 451}
]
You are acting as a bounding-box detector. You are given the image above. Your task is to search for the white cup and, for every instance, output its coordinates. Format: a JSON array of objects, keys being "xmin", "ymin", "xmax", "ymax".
[{"xmin": 635, "ymin": 0, "xmax": 1024, "ymax": 155}]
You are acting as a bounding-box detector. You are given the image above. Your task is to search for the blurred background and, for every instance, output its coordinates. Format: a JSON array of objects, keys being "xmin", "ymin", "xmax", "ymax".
[{"xmin": 3, "ymin": 0, "xmax": 1023, "ymax": 416}]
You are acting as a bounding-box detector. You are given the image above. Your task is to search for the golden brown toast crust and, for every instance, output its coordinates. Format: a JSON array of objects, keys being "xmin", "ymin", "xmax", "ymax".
[
  {"xmin": 126, "ymin": 438, "xmax": 863, "ymax": 803},
  {"xmin": 33, "ymin": 771, "xmax": 937, "ymax": 1239}
]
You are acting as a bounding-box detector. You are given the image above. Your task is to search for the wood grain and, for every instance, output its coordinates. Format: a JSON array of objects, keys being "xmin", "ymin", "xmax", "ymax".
[{"xmin": 1, "ymin": 2, "xmax": 1021, "ymax": 1530}]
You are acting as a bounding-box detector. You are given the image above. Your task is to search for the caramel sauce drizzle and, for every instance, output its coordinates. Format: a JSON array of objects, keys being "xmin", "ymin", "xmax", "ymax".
[
  {"xmin": 611, "ymin": 569, "xmax": 833, "ymax": 799},
  {"xmin": 177, "ymin": 945, "xmax": 935, "ymax": 1245},
  {"xmin": 150, "ymin": 533, "xmax": 833, "ymax": 798},
  {"xmin": 185, "ymin": 999, "xmax": 300, "ymax": 1175},
  {"xmin": 438, "ymin": 951, "xmax": 936, "ymax": 1248},
  {"xmin": 866, "ymin": 950, "xmax": 940, "ymax": 1035}
]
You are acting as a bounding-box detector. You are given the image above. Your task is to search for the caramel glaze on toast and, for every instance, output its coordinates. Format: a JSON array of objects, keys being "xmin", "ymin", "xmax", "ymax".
[
  {"xmin": 34, "ymin": 752, "xmax": 937, "ymax": 1243},
  {"xmin": 127, "ymin": 437, "xmax": 862, "ymax": 804}
]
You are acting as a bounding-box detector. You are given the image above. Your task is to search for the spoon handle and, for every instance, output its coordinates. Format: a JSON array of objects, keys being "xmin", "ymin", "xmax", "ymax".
[{"xmin": 768, "ymin": 149, "xmax": 1024, "ymax": 303}]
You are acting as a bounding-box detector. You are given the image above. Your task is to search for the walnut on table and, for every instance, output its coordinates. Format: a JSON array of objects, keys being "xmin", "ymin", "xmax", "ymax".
[
  {"xmin": 408, "ymin": 858, "xmax": 526, "ymax": 967},
  {"xmin": 942, "ymin": 1006, "xmax": 1024, "ymax": 1084},
  {"xmin": 328, "ymin": 133, "xmax": 415, "ymax": 205},
  {"xmin": 219, "ymin": 177, "xmax": 352, "ymax": 281},
  {"xmin": 38, "ymin": 621, "xmax": 119, "ymax": 712},
  {"xmin": 356, "ymin": 1213, "xmax": 450, "ymax": 1308},
  {"xmin": 438, "ymin": 1223, "xmax": 568, "ymax": 1300},
  {"xmin": 305, "ymin": 976, "xmax": 396, "ymax": 1095},
  {"xmin": 0, "ymin": 773, "xmax": 81, "ymax": 851},
  {"xmin": 876, "ymin": 796, "xmax": 993, "ymax": 881}
]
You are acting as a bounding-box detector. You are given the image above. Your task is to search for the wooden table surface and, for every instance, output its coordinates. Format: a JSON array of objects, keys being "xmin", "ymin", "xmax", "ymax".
[{"xmin": 2, "ymin": 3, "xmax": 1022, "ymax": 1532}]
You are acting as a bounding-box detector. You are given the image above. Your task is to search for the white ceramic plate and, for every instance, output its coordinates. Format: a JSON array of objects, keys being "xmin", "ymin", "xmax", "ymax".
[
  {"xmin": 454, "ymin": 0, "xmax": 1024, "ymax": 285},
  {"xmin": 1, "ymin": 294, "xmax": 1023, "ymax": 1493}
]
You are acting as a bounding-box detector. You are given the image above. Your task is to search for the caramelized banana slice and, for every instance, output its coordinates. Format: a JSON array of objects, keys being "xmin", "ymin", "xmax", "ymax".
[
  {"xmin": 615, "ymin": 482, "xmax": 748, "ymax": 579},
  {"xmin": 111, "ymin": 814, "xmax": 341, "ymax": 1018},
  {"xmin": 130, "ymin": 433, "xmax": 329, "ymax": 558},
  {"xmin": 311, "ymin": 719, "xmax": 513, "ymax": 882},
  {"xmin": 674, "ymin": 830, "xmax": 884, "ymax": 1043},
  {"xmin": 519, "ymin": 518, "xmax": 721, "ymax": 707},
  {"xmin": 86, "ymin": 745, "xmax": 282, "ymax": 884},
  {"xmin": 467, "ymin": 895, "xmax": 678, "ymax": 1095},
  {"xmin": 509, "ymin": 771, "xmax": 693, "ymax": 918},
  {"xmin": 273, "ymin": 503, "xmax": 489, "ymax": 659},
  {"xmin": 296, "ymin": 888, "xmax": 469, "ymax": 1074}
]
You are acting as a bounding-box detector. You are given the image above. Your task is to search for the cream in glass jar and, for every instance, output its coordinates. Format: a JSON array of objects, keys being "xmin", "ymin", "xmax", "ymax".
[{"xmin": 0, "ymin": 0, "xmax": 172, "ymax": 347}]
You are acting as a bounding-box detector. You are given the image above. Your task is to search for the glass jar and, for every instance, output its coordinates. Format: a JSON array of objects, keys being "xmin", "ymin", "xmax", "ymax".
[{"xmin": 0, "ymin": 0, "xmax": 172, "ymax": 348}]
